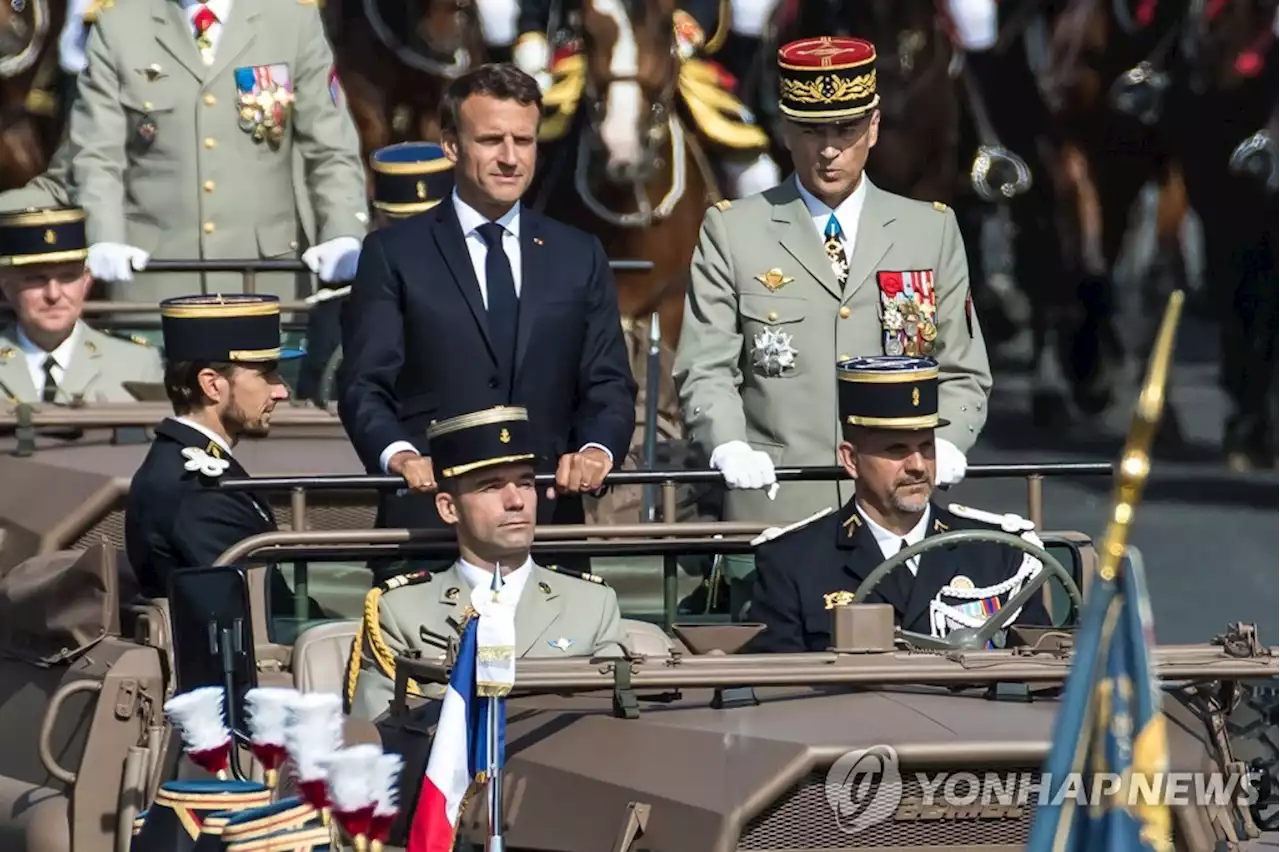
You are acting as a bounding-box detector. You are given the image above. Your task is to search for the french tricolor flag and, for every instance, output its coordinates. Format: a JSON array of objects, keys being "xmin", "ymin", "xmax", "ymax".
[{"xmin": 407, "ymin": 572, "xmax": 516, "ymax": 852}]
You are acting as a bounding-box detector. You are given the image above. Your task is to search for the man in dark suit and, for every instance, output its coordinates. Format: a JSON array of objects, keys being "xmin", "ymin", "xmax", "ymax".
[
  {"xmin": 337, "ymin": 64, "xmax": 637, "ymax": 581},
  {"xmin": 125, "ymin": 294, "xmax": 301, "ymax": 600},
  {"xmin": 748, "ymin": 355, "xmax": 1050, "ymax": 653}
]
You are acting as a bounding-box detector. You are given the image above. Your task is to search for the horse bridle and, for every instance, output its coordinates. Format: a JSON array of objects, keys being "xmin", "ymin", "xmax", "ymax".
[
  {"xmin": 362, "ymin": 0, "xmax": 475, "ymax": 78},
  {"xmin": 574, "ymin": 54, "xmax": 689, "ymax": 228},
  {"xmin": 0, "ymin": 0, "xmax": 48, "ymax": 78}
]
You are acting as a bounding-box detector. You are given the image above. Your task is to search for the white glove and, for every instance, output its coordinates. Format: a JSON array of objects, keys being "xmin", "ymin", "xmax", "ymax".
[
  {"xmin": 946, "ymin": 0, "xmax": 998, "ymax": 51},
  {"xmin": 935, "ymin": 437, "xmax": 968, "ymax": 487},
  {"xmin": 729, "ymin": 0, "xmax": 782, "ymax": 37},
  {"xmin": 513, "ymin": 33, "xmax": 552, "ymax": 93},
  {"xmin": 58, "ymin": 0, "xmax": 94, "ymax": 74},
  {"xmin": 302, "ymin": 236, "xmax": 361, "ymax": 284},
  {"xmin": 711, "ymin": 440, "xmax": 778, "ymax": 497},
  {"xmin": 87, "ymin": 242, "xmax": 150, "ymax": 283}
]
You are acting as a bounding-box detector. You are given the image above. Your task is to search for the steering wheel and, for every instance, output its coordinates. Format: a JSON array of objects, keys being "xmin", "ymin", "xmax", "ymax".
[{"xmin": 849, "ymin": 529, "xmax": 1083, "ymax": 651}]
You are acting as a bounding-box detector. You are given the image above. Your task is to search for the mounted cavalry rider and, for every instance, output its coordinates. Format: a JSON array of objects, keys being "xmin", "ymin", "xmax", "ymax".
[
  {"xmin": 512, "ymin": 0, "xmax": 782, "ymax": 198},
  {"xmin": 347, "ymin": 404, "xmax": 628, "ymax": 722},
  {"xmin": 747, "ymin": 355, "xmax": 1050, "ymax": 653},
  {"xmin": 124, "ymin": 294, "xmax": 302, "ymax": 603}
]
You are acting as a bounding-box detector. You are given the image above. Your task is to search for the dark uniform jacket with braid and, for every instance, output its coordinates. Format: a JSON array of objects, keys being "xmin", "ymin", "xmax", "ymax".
[{"xmin": 348, "ymin": 561, "xmax": 627, "ymax": 722}]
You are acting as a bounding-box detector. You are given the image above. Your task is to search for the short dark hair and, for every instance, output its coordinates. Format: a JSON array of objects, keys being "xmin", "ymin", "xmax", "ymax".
[
  {"xmin": 164, "ymin": 361, "xmax": 235, "ymax": 414},
  {"xmin": 438, "ymin": 63, "xmax": 542, "ymax": 138}
]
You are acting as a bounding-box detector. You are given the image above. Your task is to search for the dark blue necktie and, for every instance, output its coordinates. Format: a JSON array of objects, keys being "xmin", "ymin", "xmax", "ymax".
[{"xmin": 477, "ymin": 221, "xmax": 519, "ymax": 382}]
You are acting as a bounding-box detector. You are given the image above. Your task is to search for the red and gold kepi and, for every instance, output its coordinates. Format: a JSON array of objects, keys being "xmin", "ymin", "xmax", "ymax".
[{"xmin": 777, "ymin": 36, "xmax": 879, "ymax": 123}]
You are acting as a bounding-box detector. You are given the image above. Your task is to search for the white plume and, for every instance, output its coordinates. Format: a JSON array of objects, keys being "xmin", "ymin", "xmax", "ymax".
[
  {"xmin": 164, "ymin": 687, "xmax": 231, "ymax": 753},
  {"xmin": 245, "ymin": 687, "xmax": 298, "ymax": 747},
  {"xmin": 323, "ymin": 745, "xmax": 383, "ymax": 813},
  {"xmin": 372, "ymin": 753, "xmax": 404, "ymax": 817},
  {"xmin": 284, "ymin": 692, "xmax": 344, "ymax": 782}
]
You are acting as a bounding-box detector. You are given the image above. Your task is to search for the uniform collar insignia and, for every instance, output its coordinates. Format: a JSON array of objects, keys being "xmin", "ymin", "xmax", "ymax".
[
  {"xmin": 538, "ymin": 581, "xmax": 551, "ymax": 595},
  {"xmin": 548, "ymin": 637, "xmax": 573, "ymax": 652},
  {"xmin": 933, "ymin": 518, "xmax": 949, "ymax": 533},
  {"xmin": 181, "ymin": 446, "xmax": 230, "ymax": 477},
  {"xmin": 824, "ymin": 590, "xmax": 856, "ymax": 610}
]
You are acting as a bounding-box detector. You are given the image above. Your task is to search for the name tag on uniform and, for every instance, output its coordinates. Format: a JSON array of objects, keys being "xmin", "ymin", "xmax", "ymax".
[{"xmin": 234, "ymin": 63, "xmax": 294, "ymax": 146}]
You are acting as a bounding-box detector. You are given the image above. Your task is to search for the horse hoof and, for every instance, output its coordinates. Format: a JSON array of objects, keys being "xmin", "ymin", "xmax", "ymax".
[{"xmin": 1032, "ymin": 391, "xmax": 1069, "ymax": 429}]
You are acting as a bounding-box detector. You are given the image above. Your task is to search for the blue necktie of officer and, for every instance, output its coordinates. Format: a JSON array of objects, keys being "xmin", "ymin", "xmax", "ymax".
[
  {"xmin": 477, "ymin": 221, "xmax": 519, "ymax": 386},
  {"xmin": 824, "ymin": 214, "xmax": 849, "ymax": 290}
]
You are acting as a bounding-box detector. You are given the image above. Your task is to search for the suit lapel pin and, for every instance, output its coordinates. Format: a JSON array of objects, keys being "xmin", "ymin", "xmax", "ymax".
[
  {"xmin": 538, "ymin": 581, "xmax": 551, "ymax": 595},
  {"xmin": 533, "ymin": 237, "xmax": 544, "ymax": 246},
  {"xmin": 548, "ymin": 637, "xmax": 573, "ymax": 652},
  {"xmin": 755, "ymin": 267, "xmax": 794, "ymax": 292}
]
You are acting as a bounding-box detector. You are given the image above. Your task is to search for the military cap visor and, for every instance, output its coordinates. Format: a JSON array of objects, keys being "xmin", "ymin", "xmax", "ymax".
[
  {"xmin": 838, "ymin": 355, "xmax": 950, "ymax": 430},
  {"xmin": 0, "ymin": 208, "xmax": 89, "ymax": 267},
  {"xmin": 370, "ymin": 141, "xmax": 455, "ymax": 217},
  {"xmin": 427, "ymin": 405, "xmax": 539, "ymax": 479},
  {"xmin": 778, "ymin": 36, "xmax": 880, "ymax": 123},
  {"xmin": 160, "ymin": 295, "xmax": 304, "ymax": 363}
]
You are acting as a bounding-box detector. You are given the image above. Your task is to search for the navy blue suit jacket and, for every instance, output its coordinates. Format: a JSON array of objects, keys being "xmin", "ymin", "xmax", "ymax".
[{"xmin": 336, "ymin": 200, "xmax": 637, "ymax": 526}]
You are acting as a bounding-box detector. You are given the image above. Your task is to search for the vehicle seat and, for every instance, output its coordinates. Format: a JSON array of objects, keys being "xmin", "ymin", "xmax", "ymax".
[
  {"xmin": 292, "ymin": 620, "xmax": 360, "ymax": 696},
  {"xmin": 620, "ymin": 619, "xmax": 673, "ymax": 657}
]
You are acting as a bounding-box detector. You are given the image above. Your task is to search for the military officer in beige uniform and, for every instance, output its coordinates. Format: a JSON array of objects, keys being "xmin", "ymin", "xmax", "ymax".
[
  {"xmin": 67, "ymin": 0, "xmax": 368, "ymax": 304},
  {"xmin": 674, "ymin": 35, "xmax": 992, "ymax": 527},
  {"xmin": 348, "ymin": 405, "xmax": 628, "ymax": 722},
  {"xmin": 0, "ymin": 208, "xmax": 162, "ymax": 403}
]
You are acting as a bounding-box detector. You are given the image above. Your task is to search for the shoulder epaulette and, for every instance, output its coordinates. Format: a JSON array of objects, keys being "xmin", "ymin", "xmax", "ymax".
[
  {"xmin": 106, "ymin": 331, "xmax": 152, "ymax": 347},
  {"xmin": 542, "ymin": 564, "xmax": 608, "ymax": 585},
  {"xmin": 714, "ymin": 199, "xmax": 731, "ymax": 212},
  {"xmin": 932, "ymin": 200, "xmax": 948, "ymax": 212},
  {"xmin": 83, "ymin": 0, "xmax": 113, "ymax": 22},
  {"xmin": 379, "ymin": 568, "xmax": 433, "ymax": 592},
  {"xmin": 751, "ymin": 505, "xmax": 835, "ymax": 546},
  {"xmin": 947, "ymin": 503, "xmax": 1034, "ymax": 533}
]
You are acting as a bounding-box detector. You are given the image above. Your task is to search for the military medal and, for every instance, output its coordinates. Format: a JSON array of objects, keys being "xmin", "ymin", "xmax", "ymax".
[
  {"xmin": 877, "ymin": 269, "xmax": 937, "ymax": 358},
  {"xmin": 751, "ymin": 326, "xmax": 798, "ymax": 376},
  {"xmin": 132, "ymin": 115, "xmax": 158, "ymax": 152},
  {"xmin": 234, "ymin": 64, "xmax": 295, "ymax": 148}
]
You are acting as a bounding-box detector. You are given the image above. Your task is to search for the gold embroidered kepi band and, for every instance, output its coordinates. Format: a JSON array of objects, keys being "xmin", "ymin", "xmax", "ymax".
[
  {"xmin": 777, "ymin": 36, "xmax": 879, "ymax": 123},
  {"xmin": 0, "ymin": 207, "xmax": 89, "ymax": 267},
  {"xmin": 159, "ymin": 294, "xmax": 304, "ymax": 363},
  {"xmin": 427, "ymin": 405, "xmax": 538, "ymax": 478},
  {"xmin": 370, "ymin": 141, "xmax": 455, "ymax": 217},
  {"xmin": 837, "ymin": 355, "xmax": 949, "ymax": 430}
]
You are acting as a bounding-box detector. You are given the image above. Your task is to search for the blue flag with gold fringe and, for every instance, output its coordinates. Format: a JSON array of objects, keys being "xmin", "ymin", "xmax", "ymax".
[{"xmin": 1026, "ymin": 549, "xmax": 1172, "ymax": 852}]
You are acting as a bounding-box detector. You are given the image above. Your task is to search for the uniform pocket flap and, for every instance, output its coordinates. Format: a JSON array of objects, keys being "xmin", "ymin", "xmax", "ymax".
[
  {"xmin": 120, "ymin": 84, "xmax": 176, "ymax": 113},
  {"xmin": 739, "ymin": 294, "xmax": 806, "ymax": 325},
  {"xmin": 256, "ymin": 221, "xmax": 299, "ymax": 259}
]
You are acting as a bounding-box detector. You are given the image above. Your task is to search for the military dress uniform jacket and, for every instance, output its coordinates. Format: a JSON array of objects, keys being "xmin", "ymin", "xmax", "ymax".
[
  {"xmin": 349, "ymin": 561, "xmax": 628, "ymax": 722},
  {"xmin": 125, "ymin": 418, "xmax": 281, "ymax": 597},
  {"xmin": 0, "ymin": 322, "xmax": 163, "ymax": 403},
  {"xmin": 747, "ymin": 500, "xmax": 1051, "ymax": 654},
  {"xmin": 68, "ymin": 0, "xmax": 368, "ymax": 303},
  {"xmin": 673, "ymin": 178, "xmax": 993, "ymax": 524}
]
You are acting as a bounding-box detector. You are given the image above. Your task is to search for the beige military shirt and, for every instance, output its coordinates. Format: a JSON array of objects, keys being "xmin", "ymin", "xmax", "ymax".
[
  {"xmin": 0, "ymin": 321, "xmax": 163, "ymax": 403},
  {"xmin": 673, "ymin": 176, "xmax": 993, "ymax": 524},
  {"xmin": 67, "ymin": 0, "xmax": 368, "ymax": 303},
  {"xmin": 349, "ymin": 559, "xmax": 628, "ymax": 722}
]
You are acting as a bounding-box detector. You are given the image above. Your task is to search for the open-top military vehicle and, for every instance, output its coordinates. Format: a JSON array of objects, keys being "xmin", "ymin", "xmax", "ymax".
[{"xmin": 0, "ymin": 294, "xmax": 1276, "ymax": 852}]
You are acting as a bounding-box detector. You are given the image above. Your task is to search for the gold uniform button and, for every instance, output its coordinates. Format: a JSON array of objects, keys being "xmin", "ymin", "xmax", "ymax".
[
  {"xmin": 143, "ymin": 101, "xmax": 153, "ymax": 111},
  {"xmin": 203, "ymin": 137, "xmax": 216, "ymax": 149},
  {"xmin": 203, "ymin": 93, "xmax": 216, "ymax": 106},
  {"xmin": 203, "ymin": 221, "xmax": 215, "ymax": 234},
  {"xmin": 839, "ymin": 306, "xmax": 851, "ymax": 319},
  {"xmin": 203, "ymin": 180, "xmax": 215, "ymax": 193},
  {"xmin": 767, "ymin": 311, "xmax": 779, "ymax": 322}
]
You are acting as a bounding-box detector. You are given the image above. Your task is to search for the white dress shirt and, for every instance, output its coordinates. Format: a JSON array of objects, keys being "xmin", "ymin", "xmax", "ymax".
[
  {"xmin": 17, "ymin": 322, "xmax": 82, "ymax": 398},
  {"xmin": 858, "ymin": 502, "xmax": 930, "ymax": 576},
  {"xmin": 795, "ymin": 173, "xmax": 868, "ymax": 266},
  {"xmin": 179, "ymin": 0, "xmax": 233, "ymax": 58},
  {"xmin": 456, "ymin": 554, "xmax": 532, "ymax": 605},
  {"xmin": 378, "ymin": 190, "xmax": 611, "ymax": 474},
  {"xmin": 173, "ymin": 416, "xmax": 234, "ymax": 456}
]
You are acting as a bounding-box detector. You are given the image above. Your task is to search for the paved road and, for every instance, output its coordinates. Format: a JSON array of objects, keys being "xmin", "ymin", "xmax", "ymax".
[{"xmin": 949, "ymin": 309, "xmax": 1277, "ymax": 647}]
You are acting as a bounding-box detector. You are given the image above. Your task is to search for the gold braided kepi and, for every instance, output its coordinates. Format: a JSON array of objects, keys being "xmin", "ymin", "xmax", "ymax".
[{"xmin": 777, "ymin": 36, "xmax": 879, "ymax": 123}]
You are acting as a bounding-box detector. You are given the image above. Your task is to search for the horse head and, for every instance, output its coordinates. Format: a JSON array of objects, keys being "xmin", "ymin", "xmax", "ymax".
[
  {"xmin": 578, "ymin": 0, "xmax": 680, "ymax": 185},
  {"xmin": 367, "ymin": 0, "xmax": 482, "ymax": 79}
]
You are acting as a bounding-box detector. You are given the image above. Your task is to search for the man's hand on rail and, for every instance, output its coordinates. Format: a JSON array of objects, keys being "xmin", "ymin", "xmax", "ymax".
[
  {"xmin": 302, "ymin": 236, "xmax": 361, "ymax": 283},
  {"xmin": 390, "ymin": 452, "xmax": 437, "ymax": 492},
  {"xmin": 87, "ymin": 243, "xmax": 150, "ymax": 283}
]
